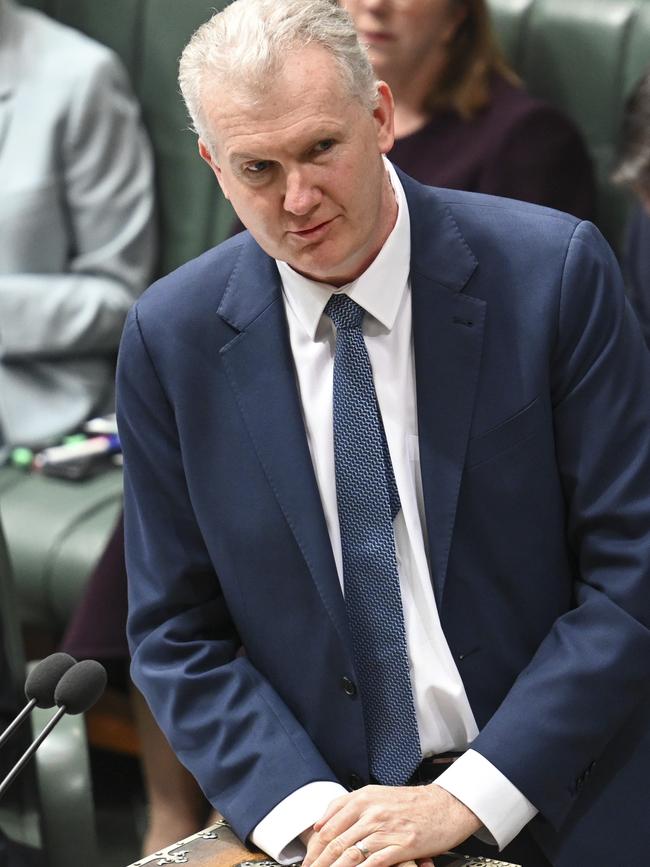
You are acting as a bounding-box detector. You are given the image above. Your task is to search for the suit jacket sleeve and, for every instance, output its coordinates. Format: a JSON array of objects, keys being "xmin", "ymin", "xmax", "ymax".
[
  {"xmin": 470, "ymin": 220, "xmax": 650, "ymax": 829},
  {"xmin": 117, "ymin": 308, "xmax": 339, "ymax": 843},
  {"xmin": 623, "ymin": 204, "xmax": 650, "ymax": 351},
  {"xmin": 0, "ymin": 49, "xmax": 155, "ymax": 361}
]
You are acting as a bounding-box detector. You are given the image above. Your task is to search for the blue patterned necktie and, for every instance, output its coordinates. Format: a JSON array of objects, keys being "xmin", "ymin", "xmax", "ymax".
[{"xmin": 325, "ymin": 293, "xmax": 422, "ymax": 786}]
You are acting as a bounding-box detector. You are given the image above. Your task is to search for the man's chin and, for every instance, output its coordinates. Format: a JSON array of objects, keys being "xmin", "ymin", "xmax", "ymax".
[
  {"xmin": 279, "ymin": 241, "xmax": 344, "ymax": 283},
  {"xmin": 285, "ymin": 255, "xmax": 355, "ymax": 287}
]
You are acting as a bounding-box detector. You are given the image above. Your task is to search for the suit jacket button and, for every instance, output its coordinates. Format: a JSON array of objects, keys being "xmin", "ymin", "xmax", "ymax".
[
  {"xmin": 348, "ymin": 773, "xmax": 363, "ymax": 789},
  {"xmin": 341, "ymin": 676, "xmax": 357, "ymax": 697}
]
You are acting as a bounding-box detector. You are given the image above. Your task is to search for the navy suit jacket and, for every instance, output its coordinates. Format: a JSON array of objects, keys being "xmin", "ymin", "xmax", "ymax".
[
  {"xmin": 623, "ymin": 203, "xmax": 650, "ymax": 351},
  {"xmin": 118, "ymin": 171, "xmax": 650, "ymax": 867}
]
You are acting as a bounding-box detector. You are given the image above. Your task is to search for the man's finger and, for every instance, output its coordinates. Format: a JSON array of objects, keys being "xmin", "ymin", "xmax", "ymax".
[
  {"xmin": 315, "ymin": 843, "xmax": 392, "ymax": 867},
  {"xmin": 314, "ymin": 791, "xmax": 358, "ymax": 831},
  {"xmin": 304, "ymin": 817, "xmax": 368, "ymax": 867}
]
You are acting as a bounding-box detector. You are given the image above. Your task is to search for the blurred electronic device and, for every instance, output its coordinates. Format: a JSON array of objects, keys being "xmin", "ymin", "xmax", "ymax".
[{"xmin": 33, "ymin": 434, "xmax": 121, "ymax": 480}]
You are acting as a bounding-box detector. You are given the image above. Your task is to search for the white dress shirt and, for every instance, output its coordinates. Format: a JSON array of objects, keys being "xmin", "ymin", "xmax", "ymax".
[{"xmin": 251, "ymin": 161, "xmax": 537, "ymax": 862}]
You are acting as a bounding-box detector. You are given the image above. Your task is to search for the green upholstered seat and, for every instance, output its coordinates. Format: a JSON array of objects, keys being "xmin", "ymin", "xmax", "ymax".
[
  {"xmin": 488, "ymin": 0, "xmax": 650, "ymax": 248},
  {"xmin": 0, "ymin": 467, "xmax": 123, "ymax": 629}
]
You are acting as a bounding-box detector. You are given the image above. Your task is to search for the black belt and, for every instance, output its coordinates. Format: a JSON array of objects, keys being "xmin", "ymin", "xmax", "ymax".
[{"xmin": 407, "ymin": 751, "xmax": 463, "ymax": 785}]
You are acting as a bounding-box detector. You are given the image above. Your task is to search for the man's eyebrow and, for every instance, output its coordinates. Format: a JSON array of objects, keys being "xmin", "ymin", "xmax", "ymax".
[
  {"xmin": 228, "ymin": 128, "xmax": 344, "ymax": 166},
  {"xmin": 229, "ymin": 151, "xmax": 263, "ymax": 165}
]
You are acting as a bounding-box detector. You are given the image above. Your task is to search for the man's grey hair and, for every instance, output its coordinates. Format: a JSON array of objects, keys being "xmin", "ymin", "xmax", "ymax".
[{"xmin": 178, "ymin": 0, "xmax": 378, "ymax": 150}]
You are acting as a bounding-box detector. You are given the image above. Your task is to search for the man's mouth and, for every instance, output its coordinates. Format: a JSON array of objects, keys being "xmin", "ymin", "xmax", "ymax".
[{"xmin": 288, "ymin": 218, "xmax": 335, "ymax": 240}]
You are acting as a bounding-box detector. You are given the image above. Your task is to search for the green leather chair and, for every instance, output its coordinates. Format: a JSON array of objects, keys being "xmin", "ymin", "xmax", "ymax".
[
  {"xmin": 488, "ymin": 0, "xmax": 650, "ymax": 249},
  {"xmin": 0, "ymin": 467, "xmax": 124, "ymax": 630}
]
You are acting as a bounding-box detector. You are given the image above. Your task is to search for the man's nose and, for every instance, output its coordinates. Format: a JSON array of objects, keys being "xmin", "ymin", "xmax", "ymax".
[{"xmin": 283, "ymin": 169, "xmax": 322, "ymax": 216}]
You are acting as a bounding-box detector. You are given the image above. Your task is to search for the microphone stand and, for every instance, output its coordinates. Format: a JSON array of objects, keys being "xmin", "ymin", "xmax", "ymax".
[
  {"xmin": 0, "ymin": 698, "xmax": 37, "ymax": 748},
  {"xmin": 0, "ymin": 706, "xmax": 67, "ymax": 799}
]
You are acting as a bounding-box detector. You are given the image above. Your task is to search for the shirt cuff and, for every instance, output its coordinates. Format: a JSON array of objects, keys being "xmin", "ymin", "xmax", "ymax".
[
  {"xmin": 434, "ymin": 749, "xmax": 538, "ymax": 850},
  {"xmin": 250, "ymin": 781, "xmax": 347, "ymax": 864}
]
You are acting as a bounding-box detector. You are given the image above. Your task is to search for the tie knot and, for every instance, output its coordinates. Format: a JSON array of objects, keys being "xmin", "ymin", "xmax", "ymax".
[{"xmin": 325, "ymin": 293, "xmax": 364, "ymax": 330}]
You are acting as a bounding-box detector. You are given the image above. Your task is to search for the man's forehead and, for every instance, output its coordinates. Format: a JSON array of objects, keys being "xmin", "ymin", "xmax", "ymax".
[
  {"xmin": 204, "ymin": 47, "xmax": 362, "ymax": 156},
  {"xmin": 212, "ymin": 97, "xmax": 350, "ymax": 149}
]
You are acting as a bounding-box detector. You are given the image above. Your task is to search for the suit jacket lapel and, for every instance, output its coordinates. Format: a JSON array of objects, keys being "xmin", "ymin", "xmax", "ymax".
[
  {"xmin": 217, "ymin": 238, "xmax": 352, "ymax": 655},
  {"xmin": 400, "ymin": 171, "xmax": 486, "ymax": 607}
]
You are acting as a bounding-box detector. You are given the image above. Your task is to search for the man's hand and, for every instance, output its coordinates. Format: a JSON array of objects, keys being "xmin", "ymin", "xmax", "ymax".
[{"xmin": 301, "ymin": 784, "xmax": 481, "ymax": 867}]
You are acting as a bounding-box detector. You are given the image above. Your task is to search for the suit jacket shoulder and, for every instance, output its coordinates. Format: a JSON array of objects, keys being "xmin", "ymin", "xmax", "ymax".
[{"xmin": 131, "ymin": 232, "xmax": 262, "ymax": 350}]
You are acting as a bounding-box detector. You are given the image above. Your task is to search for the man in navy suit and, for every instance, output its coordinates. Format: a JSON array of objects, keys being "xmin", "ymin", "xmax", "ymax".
[{"xmin": 117, "ymin": 1, "xmax": 650, "ymax": 865}]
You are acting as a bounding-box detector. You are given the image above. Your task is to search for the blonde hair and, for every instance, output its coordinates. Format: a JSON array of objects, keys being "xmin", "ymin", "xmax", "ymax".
[{"xmin": 179, "ymin": 0, "xmax": 378, "ymax": 148}]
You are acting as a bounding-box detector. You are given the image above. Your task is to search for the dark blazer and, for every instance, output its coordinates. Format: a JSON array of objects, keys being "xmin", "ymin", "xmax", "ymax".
[
  {"xmin": 389, "ymin": 74, "xmax": 596, "ymax": 222},
  {"xmin": 118, "ymin": 171, "xmax": 650, "ymax": 867},
  {"xmin": 623, "ymin": 203, "xmax": 650, "ymax": 350}
]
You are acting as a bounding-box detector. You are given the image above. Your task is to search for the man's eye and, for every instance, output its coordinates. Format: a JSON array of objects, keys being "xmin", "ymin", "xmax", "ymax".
[
  {"xmin": 314, "ymin": 140, "xmax": 335, "ymax": 154},
  {"xmin": 244, "ymin": 161, "xmax": 272, "ymax": 175}
]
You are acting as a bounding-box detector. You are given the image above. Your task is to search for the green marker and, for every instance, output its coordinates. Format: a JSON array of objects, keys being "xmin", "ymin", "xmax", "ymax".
[
  {"xmin": 10, "ymin": 447, "xmax": 33, "ymax": 469},
  {"xmin": 63, "ymin": 433, "xmax": 88, "ymax": 445}
]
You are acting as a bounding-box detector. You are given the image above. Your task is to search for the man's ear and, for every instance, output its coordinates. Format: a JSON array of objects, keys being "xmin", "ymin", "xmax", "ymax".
[
  {"xmin": 373, "ymin": 82, "xmax": 395, "ymax": 156},
  {"xmin": 198, "ymin": 138, "xmax": 230, "ymax": 200}
]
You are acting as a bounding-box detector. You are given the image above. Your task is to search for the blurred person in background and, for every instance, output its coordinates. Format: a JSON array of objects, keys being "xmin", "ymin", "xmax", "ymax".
[
  {"xmin": 0, "ymin": 0, "xmax": 155, "ymax": 452},
  {"xmin": 0, "ymin": 0, "xmax": 207, "ymax": 859},
  {"xmin": 612, "ymin": 65, "xmax": 650, "ymax": 350},
  {"xmin": 341, "ymin": 0, "xmax": 596, "ymax": 220}
]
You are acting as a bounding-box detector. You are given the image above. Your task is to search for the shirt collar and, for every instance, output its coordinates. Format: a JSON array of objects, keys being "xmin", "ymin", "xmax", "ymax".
[{"xmin": 277, "ymin": 158, "xmax": 411, "ymax": 340}]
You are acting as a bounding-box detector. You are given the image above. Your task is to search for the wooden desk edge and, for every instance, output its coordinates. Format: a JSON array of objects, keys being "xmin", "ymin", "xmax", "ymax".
[
  {"xmin": 124, "ymin": 820, "xmax": 519, "ymax": 867},
  {"xmin": 126, "ymin": 820, "xmax": 270, "ymax": 867}
]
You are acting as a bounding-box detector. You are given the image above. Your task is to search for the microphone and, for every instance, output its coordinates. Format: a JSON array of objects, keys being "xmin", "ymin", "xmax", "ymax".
[
  {"xmin": 0, "ymin": 659, "xmax": 107, "ymax": 799},
  {"xmin": 53, "ymin": 659, "xmax": 107, "ymax": 713},
  {"xmin": 0, "ymin": 652, "xmax": 76, "ymax": 749}
]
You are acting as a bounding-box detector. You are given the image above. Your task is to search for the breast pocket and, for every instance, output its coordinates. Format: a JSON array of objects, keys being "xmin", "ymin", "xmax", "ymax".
[{"xmin": 466, "ymin": 397, "xmax": 545, "ymax": 470}]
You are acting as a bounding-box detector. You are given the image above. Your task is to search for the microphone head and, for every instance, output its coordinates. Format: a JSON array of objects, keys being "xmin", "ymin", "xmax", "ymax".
[
  {"xmin": 25, "ymin": 652, "xmax": 77, "ymax": 708},
  {"xmin": 54, "ymin": 659, "xmax": 107, "ymax": 715}
]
